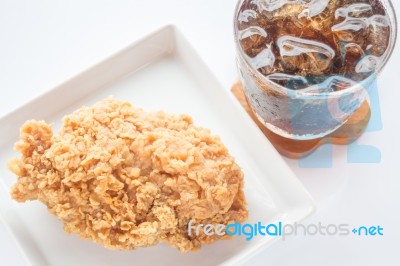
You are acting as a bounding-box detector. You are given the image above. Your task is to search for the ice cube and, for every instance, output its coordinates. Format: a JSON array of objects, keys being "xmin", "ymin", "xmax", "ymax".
[
  {"xmin": 238, "ymin": 26, "xmax": 268, "ymax": 40},
  {"xmin": 332, "ymin": 17, "xmax": 369, "ymax": 44},
  {"xmin": 277, "ymin": 36, "xmax": 335, "ymax": 58},
  {"xmin": 368, "ymin": 15, "xmax": 390, "ymax": 56},
  {"xmin": 344, "ymin": 43, "xmax": 364, "ymax": 55},
  {"xmin": 369, "ymin": 14, "xmax": 390, "ymax": 29},
  {"xmin": 335, "ymin": 3, "xmax": 373, "ymax": 19},
  {"xmin": 332, "ymin": 12, "xmax": 390, "ymax": 55},
  {"xmin": 298, "ymin": 0, "xmax": 330, "ymax": 18},
  {"xmin": 332, "ymin": 18, "xmax": 368, "ymax": 32},
  {"xmin": 338, "ymin": 42, "xmax": 365, "ymax": 78},
  {"xmin": 355, "ymin": 55, "xmax": 381, "ymax": 73},
  {"xmin": 277, "ymin": 35, "xmax": 335, "ymax": 75},
  {"xmin": 252, "ymin": 0, "xmax": 300, "ymax": 12},
  {"xmin": 246, "ymin": 44, "xmax": 276, "ymax": 71},
  {"xmin": 238, "ymin": 9, "xmax": 258, "ymax": 23},
  {"xmin": 239, "ymin": 26, "xmax": 268, "ymax": 57}
]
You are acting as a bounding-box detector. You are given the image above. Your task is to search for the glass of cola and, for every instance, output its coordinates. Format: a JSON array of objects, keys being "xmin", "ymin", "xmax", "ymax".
[{"xmin": 234, "ymin": 0, "xmax": 397, "ymax": 140}]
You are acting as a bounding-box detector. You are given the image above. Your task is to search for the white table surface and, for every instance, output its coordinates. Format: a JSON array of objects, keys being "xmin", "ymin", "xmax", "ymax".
[{"xmin": 1, "ymin": 1, "xmax": 399, "ymax": 265}]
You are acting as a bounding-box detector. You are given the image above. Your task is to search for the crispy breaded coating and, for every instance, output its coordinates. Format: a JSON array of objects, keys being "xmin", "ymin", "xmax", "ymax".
[{"xmin": 8, "ymin": 98, "xmax": 248, "ymax": 252}]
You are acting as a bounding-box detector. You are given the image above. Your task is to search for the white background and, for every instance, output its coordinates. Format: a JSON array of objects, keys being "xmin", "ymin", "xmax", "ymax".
[{"xmin": 0, "ymin": 0, "xmax": 399, "ymax": 265}]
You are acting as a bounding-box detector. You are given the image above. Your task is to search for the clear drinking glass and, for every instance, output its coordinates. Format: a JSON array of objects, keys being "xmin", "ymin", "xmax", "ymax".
[{"xmin": 234, "ymin": 0, "xmax": 397, "ymax": 140}]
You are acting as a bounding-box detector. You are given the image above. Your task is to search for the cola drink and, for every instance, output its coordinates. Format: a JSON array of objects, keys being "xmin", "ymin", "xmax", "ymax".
[{"xmin": 234, "ymin": 0, "xmax": 395, "ymax": 139}]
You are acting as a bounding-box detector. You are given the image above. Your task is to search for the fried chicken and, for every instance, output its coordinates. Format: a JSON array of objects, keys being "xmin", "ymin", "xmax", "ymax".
[{"xmin": 7, "ymin": 98, "xmax": 248, "ymax": 252}]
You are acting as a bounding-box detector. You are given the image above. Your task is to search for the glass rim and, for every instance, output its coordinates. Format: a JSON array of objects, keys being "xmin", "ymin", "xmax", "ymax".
[{"xmin": 233, "ymin": 0, "xmax": 398, "ymax": 98}]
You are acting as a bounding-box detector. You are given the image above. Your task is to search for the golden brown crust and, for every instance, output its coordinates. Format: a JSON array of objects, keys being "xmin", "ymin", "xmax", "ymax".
[{"xmin": 8, "ymin": 98, "xmax": 248, "ymax": 252}]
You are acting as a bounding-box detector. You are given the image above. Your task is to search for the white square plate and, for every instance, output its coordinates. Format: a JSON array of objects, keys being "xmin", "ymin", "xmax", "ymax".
[{"xmin": 0, "ymin": 25, "xmax": 315, "ymax": 266}]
